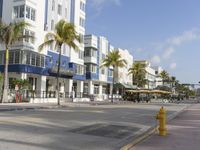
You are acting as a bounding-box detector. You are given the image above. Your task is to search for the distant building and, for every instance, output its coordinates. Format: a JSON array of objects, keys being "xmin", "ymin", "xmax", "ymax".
[
  {"xmin": 84, "ymin": 35, "xmax": 135, "ymax": 100},
  {"xmin": 134, "ymin": 60, "xmax": 163, "ymax": 89},
  {"xmin": 84, "ymin": 35, "xmax": 114, "ymax": 101},
  {"xmin": 152, "ymin": 66, "xmax": 163, "ymax": 87},
  {"xmin": 115, "ymin": 48, "xmax": 133, "ymax": 85}
]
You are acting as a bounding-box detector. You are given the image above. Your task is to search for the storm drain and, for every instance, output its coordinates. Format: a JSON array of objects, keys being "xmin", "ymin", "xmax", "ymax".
[{"xmin": 70, "ymin": 124, "xmax": 139, "ymax": 139}]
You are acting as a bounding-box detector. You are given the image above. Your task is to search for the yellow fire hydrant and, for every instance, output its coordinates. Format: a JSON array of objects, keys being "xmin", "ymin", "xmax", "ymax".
[{"xmin": 156, "ymin": 106, "xmax": 167, "ymax": 136}]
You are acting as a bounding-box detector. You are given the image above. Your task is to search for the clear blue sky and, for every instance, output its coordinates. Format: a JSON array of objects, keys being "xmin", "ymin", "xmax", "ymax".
[{"xmin": 86, "ymin": 0, "xmax": 200, "ymax": 84}]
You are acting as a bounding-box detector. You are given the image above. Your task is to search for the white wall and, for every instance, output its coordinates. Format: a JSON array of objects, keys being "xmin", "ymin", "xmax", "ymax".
[
  {"xmin": 99, "ymin": 36, "xmax": 109, "ymax": 82},
  {"xmin": 0, "ymin": 0, "xmax": 46, "ymax": 53},
  {"xmin": 46, "ymin": 0, "xmax": 71, "ymax": 56},
  {"xmin": 84, "ymin": 35, "xmax": 98, "ymax": 49},
  {"xmin": 70, "ymin": 0, "xmax": 85, "ymax": 65},
  {"xmin": 116, "ymin": 48, "xmax": 133, "ymax": 85}
]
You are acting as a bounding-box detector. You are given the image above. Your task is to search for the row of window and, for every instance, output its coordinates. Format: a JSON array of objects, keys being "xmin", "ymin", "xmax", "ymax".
[
  {"xmin": 0, "ymin": 51, "xmax": 45, "ymax": 68},
  {"xmin": 0, "ymin": 50, "xmax": 87, "ymax": 76},
  {"xmin": 48, "ymin": 45, "xmax": 84, "ymax": 60},
  {"xmin": 84, "ymin": 48, "xmax": 97, "ymax": 57},
  {"xmin": 86, "ymin": 64, "xmax": 97, "ymax": 73},
  {"xmin": 101, "ymin": 68, "xmax": 113, "ymax": 77},
  {"xmin": 52, "ymin": 0, "xmax": 68, "ymax": 17},
  {"xmin": 93, "ymin": 84, "xmax": 108, "ymax": 94},
  {"xmin": 146, "ymin": 73, "xmax": 156, "ymax": 81},
  {"xmin": 14, "ymin": 5, "xmax": 36, "ymax": 21},
  {"xmin": 24, "ymin": 29, "xmax": 35, "ymax": 44},
  {"xmin": 84, "ymin": 83, "xmax": 101, "ymax": 95},
  {"xmin": 75, "ymin": 64, "xmax": 85, "ymax": 75},
  {"xmin": 85, "ymin": 63, "xmax": 113, "ymax": 76},
  {"xmin": 102, "ymin": 68, "xmax": 113, "ymax": 76}
]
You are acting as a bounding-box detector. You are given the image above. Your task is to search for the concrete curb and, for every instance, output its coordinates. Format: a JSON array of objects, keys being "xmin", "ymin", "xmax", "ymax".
[
  {"xmin": 0, "ymin": 107, "xmax": 47, "ymax": 112},
  {"xmin": 0, "ymin": 105, "xmax": 62, "ymax": 112},
  {"xmin": 120, "ymin": 104, "xmax": 194, "ymax": 150},
  {"xmin": 120, "ymin": 126, "xmax": 157, "ymax": 150}
]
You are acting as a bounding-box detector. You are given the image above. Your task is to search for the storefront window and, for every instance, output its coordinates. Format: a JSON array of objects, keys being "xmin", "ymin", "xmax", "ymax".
[
  {"xmin": 94, "ymin": 85, "xmax": 99, "ymax": 94},
  {"xmin": 102, "ymin": 86, "xmax": 107, "ymax": 94},
  {"xmin": 83, "ymin": 83, "xmax": 88, "ymax": 95}
]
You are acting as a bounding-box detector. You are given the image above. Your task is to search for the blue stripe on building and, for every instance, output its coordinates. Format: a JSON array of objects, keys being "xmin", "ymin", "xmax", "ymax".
[
  {"xmin": 86, "ymin": 72, "xmax": 98, "ymax": 80},
  {"xmin": 47, "ymin": 51, "xmax": 85, "ymax": 80},
  {"xmin": 0, "ymin": 50, "xmax": 85, "ymax": 80}
]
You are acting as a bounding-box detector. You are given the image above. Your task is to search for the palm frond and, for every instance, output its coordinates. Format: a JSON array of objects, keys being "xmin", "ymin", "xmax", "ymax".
[
  {"xmin": 39, "ymin": 20, "xmax": 81, "ymax": 55},
  {"xmin": 38, "ymin": 39, "xmax": 55, "ymax": 52},
  {"xmin": 12, "ymin": 21, "xmax": 30, "ymax": 43}
]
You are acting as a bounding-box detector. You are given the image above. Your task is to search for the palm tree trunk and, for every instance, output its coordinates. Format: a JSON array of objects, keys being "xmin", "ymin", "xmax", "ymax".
[
  {"xmin": 2, "ymin": 48, "xmax": 9, "ymax": 103},
  {"xmin": 56, "ymin": 45, "xmax": 62, "ymax": 106}
]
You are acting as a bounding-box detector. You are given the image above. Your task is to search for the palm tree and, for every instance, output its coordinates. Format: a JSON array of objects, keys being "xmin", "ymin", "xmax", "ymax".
[
  {"xmin": 128, "ymin": 62, "xmax": 146, "ymax": 88},
  {"xmin": 0, "ymin": 21, "xmax": 30, "ymax": 103},
  {"xmin": 39, "ymin": 20, "xmax": 80, "ymax": 106},
  {"xmin": 170, "ymin": 76, "xmax": 176, "ymax": 88},
  {"xmin": 160, "ymin": 70, "xmax": 169, "ymax": 86},
  {"xmin": 101, "ymin": 50, "xmax": 127, "ymax": 103}
]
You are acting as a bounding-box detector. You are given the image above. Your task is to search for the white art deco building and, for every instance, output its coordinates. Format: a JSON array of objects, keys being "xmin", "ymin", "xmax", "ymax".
[
  {"xmin": 84, "ymin": 35, "xmax": 134, "ymax": 101},
  {"xmin": 0, "ymin": 0, "xmax": 86, "ymax": 102},
  {"xmin": 135, "ymin": 60, "xmax": 163, "ymax": 89}
]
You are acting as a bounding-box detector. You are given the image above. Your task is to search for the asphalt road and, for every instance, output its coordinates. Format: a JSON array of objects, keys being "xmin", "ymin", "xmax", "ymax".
[{"xmin": 0, "ymin": 102, "xmax": 193, "ymax": 150}]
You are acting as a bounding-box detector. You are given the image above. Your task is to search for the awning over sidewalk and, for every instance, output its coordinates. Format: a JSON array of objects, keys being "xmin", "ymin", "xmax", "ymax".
[
  {"xmin": 126, "ymin": 89, "xmax": 172, "ymax": 94},
  {"xmin": 114, "ymin": 83, "xmax": 137, "ymax": 89}
]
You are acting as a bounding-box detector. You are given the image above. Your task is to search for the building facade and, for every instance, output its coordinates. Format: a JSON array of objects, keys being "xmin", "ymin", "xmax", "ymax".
[
  {"xmin": 84, "ymin": 35, "xmax": 113, "ymax": 101},
  {"xmin": 0, "ymin": 0, "xmax": 167, "ymax": 103},
  {"xmin": 135, "ymin": 60, "xmax": 163, "ymax": 89},
  {"xmin": 153, "ymin": 66, "xmax": 163, "ymax": 87},
  {"xmin": 0, "ymin": 0, "xmax": 86, "ymax": 102},
  {"xmin": 115, "ymin": 48, "xmax": 133, "ymax": 85},
  {"xmin": 84, "ymin": 36, "xmax": 135, "ymax": 100}
]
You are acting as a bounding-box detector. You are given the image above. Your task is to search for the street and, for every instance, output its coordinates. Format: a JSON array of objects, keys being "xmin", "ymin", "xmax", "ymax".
[{"xmin": 0, "ymin": 102, "xmax": 192, "ymax": 150}]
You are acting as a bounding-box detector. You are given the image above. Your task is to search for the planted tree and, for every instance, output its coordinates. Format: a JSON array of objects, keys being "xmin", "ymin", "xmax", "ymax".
[
  {"xmin": 39, "ymin": 20, "xmax": 80, "ymax": 105},
  {"xmin": 0, "ymin": 21, "xmax": 30, "ymax": 103},
  {"xmin": 160, "ymin": 70, "xmax": 169, "ymax": 86},
  {"xmin": 128, "ymin": 62, "xmax": 146, "ymax": 88},
  {"xmin": 101, "ymin": 50, "xmax": 127, "ymax": 103},
  {"xmin": 170, "ymin": 76, "xmax": 176, "ymax": 88}
]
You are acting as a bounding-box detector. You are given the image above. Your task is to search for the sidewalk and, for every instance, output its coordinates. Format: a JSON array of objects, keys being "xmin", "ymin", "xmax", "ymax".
[
  {"xmin": 0, "ymin": 101, "xmax": 145, "ymax": 111},
  {"xmin": 130, "ymin": 103, "xmax": 200, "ymax": 150},
  {"xmin": 0, "ymin": 98, "xmax": 198, "ymax": 112},
  {"xmin": 0, "ymin": 103, "xmax": 58, "ymax": 112}
]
